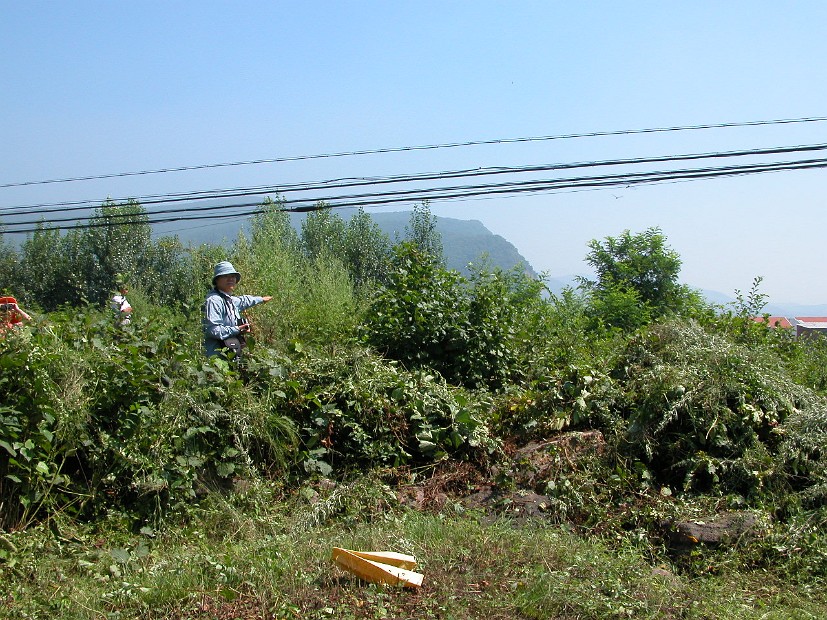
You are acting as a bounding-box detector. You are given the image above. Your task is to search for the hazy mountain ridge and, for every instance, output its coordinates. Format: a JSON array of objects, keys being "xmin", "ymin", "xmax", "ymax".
[
  {"xmin": 160, "ymin": 209, "xmax": 536, "ymax": 277},
  {"xmin": 365, "ymin": 211, "xmax": 537, "ymax": 277}
]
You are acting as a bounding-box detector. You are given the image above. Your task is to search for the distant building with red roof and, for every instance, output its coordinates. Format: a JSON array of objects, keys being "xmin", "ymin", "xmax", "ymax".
[
  {"xmin": 752, "ymin": 316, "xmax": 793, "ymax": 329},
  {"xmin": 751, "ymin": 316, "xmax": 827, "ymax": 337}
]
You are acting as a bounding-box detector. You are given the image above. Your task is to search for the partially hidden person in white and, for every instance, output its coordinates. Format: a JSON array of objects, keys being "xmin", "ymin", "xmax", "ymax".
[
  {"xmin": 202, "ymin": 261, "xmax": 272, "ymax": 358},
  {"xmin": 110, "ymin": 280, "xmax": 133, "ymax": 326}
]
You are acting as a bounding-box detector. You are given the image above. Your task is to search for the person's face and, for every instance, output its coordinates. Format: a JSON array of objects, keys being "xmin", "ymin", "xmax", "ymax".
[{"xmin": 216, "ymin": 274, "xmax": 239, "ymax": 293}]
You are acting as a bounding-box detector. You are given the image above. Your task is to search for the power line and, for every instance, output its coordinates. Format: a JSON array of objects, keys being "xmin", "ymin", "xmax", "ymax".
[
  {"xmin": 2, "ymin": 115, "xmax": 826, "ymax": 189},
  {"xmin": 3, "ymin": 155, "xmax": 825, "ymax": 235},
  {"xmin": 4, "ymin": 141, "xmax": 826, "ymax": 217}
]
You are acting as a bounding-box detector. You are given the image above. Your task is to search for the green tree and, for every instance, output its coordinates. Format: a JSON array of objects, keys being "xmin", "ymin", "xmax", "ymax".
[
  {"xmin": 140, "ymin": 235, "xmax": 195, "ymax": 308},
  {"xmin": 362, "ymin": 242, "xmax": 468, "ymax": 381},
  {"xmin": 19, "ymin": 222, "xmax": 66, "ymax": 310},
  {"xmin": 462, "ymin": 263, "xmax": 549, "ymax": 388},
  {"xmin": 0, "ymin": 226, "xmax": 22, "ymax": 297},
  {"xmin": 250, "ymin": 197, "xmax": 300, "ymax": 252},
  {"xmin": 405, "ymin": 202, "xmax": 443, "ymax": 263},
  {"xmin": 300, "ymin": 205, "xmax": 346, "ymax": 261},
  {"xmin": 343, "ymin": 207, "xmax": 391, "ymax": 288},
  {"xmin": 59, "ymin": 228, "xmax": 96, "ymax": 306},
  {"xmin": 301, "ymin": 206, "xmax": 391, "ymax": 290},
  {"xmin": 83, "ymin": 199, "xmax": 151, "ymax": 304},
  {"xmin": 363, "ymin": 244, "xmax": 548, "ymax": 389},
  {"xmin": 579, "ymin": 227, "xmax": 698, "ymax": 330},
  {"xmin": 244, "ymin": 198, "xmax": 359, "ymax": 346},
  {"xmin": 17, "ymin": 222, "xmax": 95, "ymax": 309}
]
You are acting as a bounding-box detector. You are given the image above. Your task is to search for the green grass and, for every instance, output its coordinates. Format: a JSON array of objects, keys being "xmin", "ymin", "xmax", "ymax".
[{"xmin": 3, "ymin": 476, "xmax": 826, "ymax": 620}]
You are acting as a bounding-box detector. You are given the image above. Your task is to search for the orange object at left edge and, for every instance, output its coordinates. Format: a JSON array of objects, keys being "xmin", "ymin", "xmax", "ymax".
[{"xmin": 0, "ymin": 297, "xmax": 25, "ymax": 331}]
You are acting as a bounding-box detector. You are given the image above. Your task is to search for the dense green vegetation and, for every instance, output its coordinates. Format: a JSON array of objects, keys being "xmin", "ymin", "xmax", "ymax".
[{"xmin": 2, "ymin": 201, "xmax": 827, "ymax": 618}]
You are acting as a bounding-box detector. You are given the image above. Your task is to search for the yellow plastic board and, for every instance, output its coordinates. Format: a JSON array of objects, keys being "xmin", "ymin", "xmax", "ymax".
[
  {"xmin": 346, "ymin": 549, "xmax": 418, "ymax": 570},
  {"xmin": 331, "ymin": 547, "xmax": 424, "ymax": 588}
]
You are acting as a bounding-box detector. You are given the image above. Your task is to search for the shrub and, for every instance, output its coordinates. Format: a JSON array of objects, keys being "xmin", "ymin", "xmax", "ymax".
[
  {"xmin": 777, "ymin": 405, "xmax": 827, "ymax": 508},
  {"xmin": 0, "ymin": 306, "xmax": 299, "ymax": 528},
  {"xmin": 493, "ymin": 363, "xmax": 619, "ymax": 441},
  {"xmin": 362, "ymin": 243, "xmax": 550, "ymax": 390},
  {"xmin": 236, "ymin": 206, "xmax": 362, "ymax": 348},
  {"xmin": 612, "ymin": 319, "xmax": 816, "ymax": 496},
  {"xmin": 245, "ymin": 345, "xmax": 500, "ymax": 475}
]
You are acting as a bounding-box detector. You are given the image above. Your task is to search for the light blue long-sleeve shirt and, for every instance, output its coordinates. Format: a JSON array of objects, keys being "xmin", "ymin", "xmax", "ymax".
[{"xmin": 202, "ymin": 289, "xmax": 265, "ymax": 357}]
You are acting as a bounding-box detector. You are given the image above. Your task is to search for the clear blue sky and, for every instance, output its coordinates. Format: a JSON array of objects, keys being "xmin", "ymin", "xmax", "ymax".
[{"xmin": 2, "ymin": 2, "xmax": 826, "ymax": 304}]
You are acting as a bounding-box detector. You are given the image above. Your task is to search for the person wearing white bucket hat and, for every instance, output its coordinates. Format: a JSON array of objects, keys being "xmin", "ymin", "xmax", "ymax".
[{"xmin": 203, "ymin": 261, "xmax": 272, "ymax": 358}]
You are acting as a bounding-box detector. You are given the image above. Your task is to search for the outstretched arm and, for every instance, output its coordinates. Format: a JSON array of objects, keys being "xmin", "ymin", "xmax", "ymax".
[
  {"xmin": 13, "ymin": 303, "xmax": 32, "ymax": 321},
  {"xmin": 236, "ymin": 295, "xmax": 272, "ymax": 311}
]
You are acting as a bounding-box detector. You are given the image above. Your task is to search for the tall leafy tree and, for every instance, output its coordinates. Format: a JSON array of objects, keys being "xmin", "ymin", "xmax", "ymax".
[
  {"xmin": 301, "ymin": 206, "xmax": 391, "ymax": 289},
  {"xmin": 83, "ymin": 199, "xmax": 151, "ymax": 303},
  {"xmin": 0, "ymin": 226, "xmax": 22, "ymax": 297},
  {"xmin": 363, "ymin": 242, "xmax": 468, "ymax": 380},
  {"xmin": 140, "ymin": 235, "xmax": 196, "ymax": 308},
  {"xmin": 405, "ymin": 202, "xmax": 443, "ymax": 263},
  {"xmin": 300, "ymin": 205, "xmax": 346, "ymax": 261},
  {"xmin": 579, "ymin": 227, "xmax": 698, "ymax": 330},
  {"xmin": 343, "ymin": 207, "xmax": 391, "ymax": 288},
  {"xmin": 363, "ymin": 243, "xmax": 547, "ymax": 389},
  {"xmin": 19, "ymin": 222, "xmax": 67, "ymax": 309},
  {"xmin": 250, "ymin": 197, "xmax": 299, "ymax": 251},
  {"xmin": 60, "ymin": 228, "xmax": 96, "ymax": 306},
  {"xmin": 18, "ymin": 222, "xmax": 107, "ymax": 309}
]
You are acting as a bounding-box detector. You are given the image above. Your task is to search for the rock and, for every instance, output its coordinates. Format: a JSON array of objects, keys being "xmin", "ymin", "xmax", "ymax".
[{"xmin": 663, "ymin": 511, "xmax": 761, "ymax": 546}]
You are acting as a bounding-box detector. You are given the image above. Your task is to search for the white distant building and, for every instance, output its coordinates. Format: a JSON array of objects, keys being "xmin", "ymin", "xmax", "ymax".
[
  {"xmin": 751, "ymin": 316, "xmax": 827, "ymax": 338},
  {"xmin": 791, "ymin": 317, "xmax": 827, "ymax": 338}
]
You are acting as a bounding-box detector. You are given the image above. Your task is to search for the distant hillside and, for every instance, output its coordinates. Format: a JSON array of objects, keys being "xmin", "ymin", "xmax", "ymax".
[
  {"xmin": 159, "ymin": 208, "xmax": 536, "ymax": 277},
  {"xmin": 365, "ymin": 211, "xmax": 536, "ymax": 277}
]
